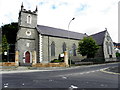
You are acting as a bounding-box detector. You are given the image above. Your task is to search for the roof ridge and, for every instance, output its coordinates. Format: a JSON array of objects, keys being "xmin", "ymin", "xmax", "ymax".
[
  {"xmin": 90, "ymin": 30, "xmax": 107, "ymax": 36},
  {"xmin": 37, "ymin": 24, "xmax": 87, "ymax": 40},
  {"xmin": 37, "ymin": 24, "xmax": 86, "ymax": 35}
]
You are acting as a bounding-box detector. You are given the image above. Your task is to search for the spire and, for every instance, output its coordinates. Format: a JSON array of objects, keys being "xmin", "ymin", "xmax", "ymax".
[
  {"xmin": 35, "ymin": 6, "xmax": 38, "ymax": 13},
  {"xmin": 21, "ymin": 2, "xmax": 24, "ymax": 10},
  {"xmin": 105, "ymin": 28, "xmax": 107, "ymax": 31}
]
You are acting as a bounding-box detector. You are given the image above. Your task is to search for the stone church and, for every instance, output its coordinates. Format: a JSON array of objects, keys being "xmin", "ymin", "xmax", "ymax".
[{"xmin": 15, "ymin": 4, "xmax": 116, "ymax": 66}]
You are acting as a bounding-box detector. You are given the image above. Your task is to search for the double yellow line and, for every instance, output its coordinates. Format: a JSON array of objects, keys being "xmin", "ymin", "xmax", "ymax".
[{"xmin": 100, "ymin": 68, "xmax": 120, "ymax": 75}]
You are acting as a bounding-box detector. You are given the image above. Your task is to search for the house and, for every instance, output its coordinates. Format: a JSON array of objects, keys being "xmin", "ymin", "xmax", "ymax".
[
  {"xmin": 113, "ymin": 42, "xmax": 120, "ymax": 49},
  {"xmin": 15, "ymin": 4, "xmax": 116, "ymax": 66},
  {"xmin": 113, "ymin": 42, "xmax": 120, "ymax": 53}
]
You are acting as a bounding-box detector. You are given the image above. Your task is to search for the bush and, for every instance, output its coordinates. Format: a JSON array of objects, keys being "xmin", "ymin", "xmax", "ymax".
[
  {"xmin": 68, "ymin": 59, "xmax": 75, "ymax": 64},
  {"xmin": 116, "ymin": 52, "xmax": 120, "ymax": 57},
  {"xmin": 81, "ymin": 58, "xmax": 105, "ymax": 64},
  {"xmin": 51, "ymin": 59, "xmax": 64, "ymax": 63}
]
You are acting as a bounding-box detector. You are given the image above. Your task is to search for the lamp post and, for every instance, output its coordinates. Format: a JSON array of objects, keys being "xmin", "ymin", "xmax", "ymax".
[
  {"xmin": 68, "ymin": 17, "xmax": 75, "ymax": 67},
  {"xmin": 68, "ymin": 18, "xmax": 75, "ymax": 31}
]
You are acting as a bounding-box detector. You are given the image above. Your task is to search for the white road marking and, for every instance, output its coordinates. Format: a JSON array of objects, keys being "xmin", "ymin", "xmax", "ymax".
[
  {"xmin": 4, "ymin": 85, "xmax": 8, "ymax": 88},
  {"xmin": 96, "ymin": 70, "xmax": 100, "ymax": 72},
  {"xmin": 69, "ymin": 85, "xmax": 78, "ymax": 89},
  {"xmin": 100, "ymin": 84, "xmax": 105, "ymax": 87},
  {"xmin": 91, "ymin": 71, "xmax": 95, "ymax": 72},
  {"xmin": 85, "ymin": 72, "xmax": 90, "ymax": 74},
  {"xmin": 49, "ymin": 80, "xmax": 53, "ymax": 82},
  {"xmin": 79, "ymin": 73, "xmax": 84, "ymax": 75},
  {"xmin": 62, "ymin": 76, "xmax": 67, "ymax": 79},
  {"xmin": 22, "ymin": 83, "xmax": 24, "ymax": 86},
  {"xmin": 58, "ymin": 70, "xmax": 101, "ymax": 77},
  {"xmin": 5, "ymin": 83, "xmax": 8, "ymax": 86}
]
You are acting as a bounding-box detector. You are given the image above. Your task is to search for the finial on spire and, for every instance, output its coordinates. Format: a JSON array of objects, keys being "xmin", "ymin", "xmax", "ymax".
[
  {"xmin": 21, "ymin": 2, "xmax": 24, "ymax": 10},
  {"xmin": 35, "ymin": 6, "xmax": 38, "ymax": 12},
  {"xmin": 105, "ymin": 28, "xmax": 107, "ymax": 31}
]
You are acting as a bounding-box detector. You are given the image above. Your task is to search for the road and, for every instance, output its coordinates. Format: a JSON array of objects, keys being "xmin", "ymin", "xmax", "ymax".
[{"xmin": 1, "ymin": 63, "xmax": 120, "ymax": 89}]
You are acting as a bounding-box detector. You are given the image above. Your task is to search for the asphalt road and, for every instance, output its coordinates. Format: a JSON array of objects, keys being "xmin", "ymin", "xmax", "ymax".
[{"xmin": 1, "ymin": 63, "xmax": 120, "ymax": 89}]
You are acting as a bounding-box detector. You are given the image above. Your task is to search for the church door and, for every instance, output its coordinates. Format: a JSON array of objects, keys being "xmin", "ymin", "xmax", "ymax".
[{"xmin": 25, "ymin": 51, "xmax": 30, "ymax": 63}]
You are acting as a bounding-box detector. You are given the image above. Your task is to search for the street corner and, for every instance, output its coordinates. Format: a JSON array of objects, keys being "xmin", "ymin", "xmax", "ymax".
[{"xmin": 100, "ymin": 66, "xmax": 120, "ymax": 75}]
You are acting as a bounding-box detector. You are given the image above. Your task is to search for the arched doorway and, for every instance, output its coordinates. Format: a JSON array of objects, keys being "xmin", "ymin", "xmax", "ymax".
[
  {"xmin": 72, "ymin": 44, "xmax": 77, "ymax": 56},
  {"xmin": 25, "ymin": 51, "xmax": 30, "ymax": 63}
]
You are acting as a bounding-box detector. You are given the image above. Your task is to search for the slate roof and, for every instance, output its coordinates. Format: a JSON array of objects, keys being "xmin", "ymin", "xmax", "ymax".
[
  {"xmin": 90, "ymin": 30, "xmax": 107, "ymax": 45},
  {"xmin": 37, "ymin": 25, "xmax": 87, "ymax": 40}
]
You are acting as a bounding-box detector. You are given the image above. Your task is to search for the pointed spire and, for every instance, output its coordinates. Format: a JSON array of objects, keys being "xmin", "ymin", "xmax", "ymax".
[
  {"xmin": 105, "ymin": 28, "xmax": 107, "ymax": 31},
  {"xmin": 35, "ymin": 6, "xmax": 38, "ymax": 12},
  {"xmin": 21, "ymin": 2, "xmax": 24, "ymax": 10}
]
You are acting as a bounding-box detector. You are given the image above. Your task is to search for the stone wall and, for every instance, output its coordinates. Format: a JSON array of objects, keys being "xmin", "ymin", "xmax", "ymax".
[
  {"xmin": 94, "ymin": 45, "xmax": 104, "ymax": 58},
  {"xmin": 0, "ymin": 62, "xmax": 16, "ymax": 66},
  {"xmin": 32, "ymin": 63, "xmax": 67, "ymax": 67},
  {"xmin": 41, "ymin": 35, "xmax": 82, "ymax": 63}
]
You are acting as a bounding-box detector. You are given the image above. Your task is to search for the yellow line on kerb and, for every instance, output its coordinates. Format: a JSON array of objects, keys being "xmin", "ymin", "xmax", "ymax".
[{"xmin": 100, "ymin": 68, "xmax": 120, "ymax": 75}]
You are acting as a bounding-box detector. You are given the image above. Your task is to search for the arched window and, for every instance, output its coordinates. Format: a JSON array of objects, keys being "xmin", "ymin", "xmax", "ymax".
[
  {"xmin": 62, "ymin": 42, "xmax": 66, "ymax": 52},
  {"xmin": 106, "ymin": 42, "xmax": 109, "ymax": 54},
  {"xmin": 51, "ymin": 41, "xmax": 55, "ymax": 56},
  {"xmin": 110, "ymin": 42, "xmax": 113, "ymax": 54},
  {"xmin": 27, "ymin": 15, "xmax": 32, "ymax": 24},
  {"xmin": 72, "ymin": 44, "xmax": 76, "ymax": 56}
]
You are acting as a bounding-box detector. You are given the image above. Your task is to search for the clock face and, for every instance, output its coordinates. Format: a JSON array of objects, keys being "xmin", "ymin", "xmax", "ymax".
[{"xmin": 26, "ymin": 30, "xmax": 31, "ymax": 36}]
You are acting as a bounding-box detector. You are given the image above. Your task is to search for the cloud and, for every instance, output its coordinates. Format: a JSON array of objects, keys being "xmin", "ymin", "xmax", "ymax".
[
  {"xmin": 76, "ymin": 4, "xmax": 88, "ymax": 12},
  {"xmin": 39, "ymin": 2, "xmax": 46, "ymax": 6},
  {"xmin": 51, "ymin": 5, "xmax": 57, "ymax": 10},
  {"xmin": 0, "ymin": 0, "xmax": 119, "ymax": 42},
  {"xmin": 75, "ymin": 4, "xmax": 89, "ymax": 16},
  {"xmin": 59, "ymin": 2, "xmax": 68, "ymax": 6}
]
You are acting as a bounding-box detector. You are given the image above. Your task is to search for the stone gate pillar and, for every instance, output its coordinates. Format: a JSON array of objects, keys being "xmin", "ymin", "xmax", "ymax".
[
  {"xmin": 15, "ymin": 51, "xmax": 19, "ymax": 66},
  {"xmin": 32, "ymin": 51, "xmax": 36, "ymax": 65},
  {"xmin": 64, "ymin": 51, "xmax": 69, "ymax": 67}
]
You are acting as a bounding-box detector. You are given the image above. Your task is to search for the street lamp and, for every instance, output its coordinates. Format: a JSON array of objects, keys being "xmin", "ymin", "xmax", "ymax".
[
  {"xmin": 68, "ymin": 17, "xmax": 75, "ymax": 67},
  {"xmin": 68, "ymin": 18, "xmax": 75, "ymax": 31}
]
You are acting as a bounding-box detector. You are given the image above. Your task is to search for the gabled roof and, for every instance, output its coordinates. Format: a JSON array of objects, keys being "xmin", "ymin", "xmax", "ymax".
[
  {"xmin": 37, "ymin": 25, "xmax": 87, "ymax": 40},
  {"xmin": 90, "ymin": 30, "xmax": 107, "ymax": 45}
]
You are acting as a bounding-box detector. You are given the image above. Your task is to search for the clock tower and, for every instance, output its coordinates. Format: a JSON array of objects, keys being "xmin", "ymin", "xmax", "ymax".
[{"xmin": 15, "ymin": 3, "xmax": 39, "ymax": 66}]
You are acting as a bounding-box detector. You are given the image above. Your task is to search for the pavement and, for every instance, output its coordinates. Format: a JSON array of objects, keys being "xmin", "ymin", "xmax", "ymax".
[
  {"xmin": 0, "ymin": 62, "xmax": 120, "ymax": 74},
  {"xmin": 0, "ymin": 66, "xmax": 69, "ymax": 74},
  {"xmin": 100, "ymin": 66, "xmax": 120, "ymax": 75},
  {"xmin": 1, "ymin": 65, "xmax": 85, "ymax": 74}
]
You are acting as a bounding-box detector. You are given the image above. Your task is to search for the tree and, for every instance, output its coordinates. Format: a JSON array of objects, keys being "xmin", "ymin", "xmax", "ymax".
[
  {"xmin": 78, "ymin": 37, "xmax": 99, "ymax": 58},
  {"xmin": 116, "ymin": 52, "xmax": 120, "ymax": 57},
  {"xmin": 2, "ymin": 22, "xmax": 18, "ymax": 44},
  {"xmin": 2, "ymin": 35, "xmax": 9, "ymax": 54},
  {"xmin": 1, "ymin": 22, "xmax": 18, "ymax": 62}
]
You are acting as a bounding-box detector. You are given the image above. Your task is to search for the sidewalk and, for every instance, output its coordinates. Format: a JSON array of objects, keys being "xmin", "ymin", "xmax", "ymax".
[
  {"xmin": 0, "ymin": 66, "xmax": 72, "ymax": 74},
  {"xmin": 0, "ymin": 62, "xmax": 119, "ymax": 74}
]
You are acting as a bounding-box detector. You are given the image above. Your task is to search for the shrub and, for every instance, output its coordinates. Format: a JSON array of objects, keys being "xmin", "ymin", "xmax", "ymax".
[
  {"xmin": 51, "ymin": 59, "xmax": 64, "ymax": 63},
  {"xmin": 68, "ymin": 59, "xmax": 75, "ymax": 64},
  {"xmin": 116, "ymin": 52, "xmax": 120, "ymax": 57},
  {"xmin": 81, "ymin": 58, "xmax": 105, "ymax": 64}
]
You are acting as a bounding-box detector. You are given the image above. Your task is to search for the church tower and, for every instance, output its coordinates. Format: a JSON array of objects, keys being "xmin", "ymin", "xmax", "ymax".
[{"xmin": 15, "ymin": 3, "xmax": 39, "ymax": 66}]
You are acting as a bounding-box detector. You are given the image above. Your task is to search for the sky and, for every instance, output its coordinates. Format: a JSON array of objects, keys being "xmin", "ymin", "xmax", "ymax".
[{"xmin": 0, "ymin": 0, "xmax": 119, "ymax": 42}]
